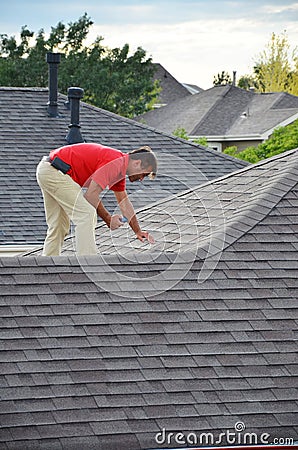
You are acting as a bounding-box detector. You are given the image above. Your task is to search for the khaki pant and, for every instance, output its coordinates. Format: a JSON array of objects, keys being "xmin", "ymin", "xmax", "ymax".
[{"xmin": 36, "ymin": 158, "xmax": 97, "ymax": 256}]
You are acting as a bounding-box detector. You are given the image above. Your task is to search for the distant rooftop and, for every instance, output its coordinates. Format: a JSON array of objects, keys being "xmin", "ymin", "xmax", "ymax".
[{"xmin": 135, "ymin": 84, "xmax": 298, "ymax": 141}]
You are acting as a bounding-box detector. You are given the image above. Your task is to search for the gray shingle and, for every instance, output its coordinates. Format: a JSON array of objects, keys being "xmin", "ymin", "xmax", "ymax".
[{"xmin": 1, "ymin": 149, "xmax": 298, "ymax": 449}]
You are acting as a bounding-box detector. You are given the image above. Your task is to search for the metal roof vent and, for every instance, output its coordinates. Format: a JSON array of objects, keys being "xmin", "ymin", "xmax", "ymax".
[
  {"xmin": 46, "ymin": 52, "xmax": 61, "ymax": 117},
  {"xmin": 65, "ymin": 87, "xmax": 84, "ymax": 144}
]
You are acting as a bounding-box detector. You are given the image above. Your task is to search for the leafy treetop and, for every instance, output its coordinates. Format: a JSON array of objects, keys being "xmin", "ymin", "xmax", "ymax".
[{"xmin": 0, "ymin": 13, "xmax": 159, "ymax": 117}]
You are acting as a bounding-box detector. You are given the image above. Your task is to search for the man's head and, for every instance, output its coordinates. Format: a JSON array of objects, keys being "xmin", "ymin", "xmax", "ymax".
[{"xmin": 127, "ymin": 146, "xmax": 158, "ymax": 182}]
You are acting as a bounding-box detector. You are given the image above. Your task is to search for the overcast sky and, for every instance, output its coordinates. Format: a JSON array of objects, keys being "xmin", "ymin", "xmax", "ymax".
[{"xmin": 1, "ymin": 0, "xmax": 298, "ymax": 89}]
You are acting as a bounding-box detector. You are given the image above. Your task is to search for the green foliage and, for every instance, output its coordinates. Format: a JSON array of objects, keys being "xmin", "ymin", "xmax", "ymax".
[
  {"xmin": 224, "ymin": 119, "xmax": 298, "ymax": 163},
  {"xmin": 237, "ymin": 75, "xmax": 259, "ymax": 91},
  {"xmin": 172, "ymin": 127, "xmax": 208, "ymax": 146},
  {"xmin": 253, "ymin": 32, "xmax": 298, "ymax": 95},
  {"xmin": 236, "ymin": 32, "xmax": 298, "ymax": 95},
  {"xmin": 222, "ymin": 146, "xmax": 238, "ymax": 157},
  {"xmin": 258, "ymin": 119, "xmax": 298, "ymax": 157},
  {"xmin": 172, "ymin": 127, "xmax": 189, "ymax": 140},
  {"xmin": 192, "ymin": 136, "xmax": 208, "ymax": 146},
  {"xmin": 213, "ymin": 71, "xmax": 232, "ymax": 86},
  {"xmin": 0, "ymin": 13, "xmax": 158, "ymax": 117},
  {"xmin": 224, "ymin": 146, "xmax": 260, "ymax": 163}
]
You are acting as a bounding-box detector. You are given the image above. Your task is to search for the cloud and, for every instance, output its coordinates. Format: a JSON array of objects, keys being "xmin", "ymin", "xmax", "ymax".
[
  {"xmin": 90, "ymin": 15, "xmax": 298, "ymax": 88},
  {"xmin": 2, "ymin": 0, "xmax": 298, "ymax": 90},
  {"xmin": 261, "ymin": 2, "xmax": 298, "ymax": 14}
]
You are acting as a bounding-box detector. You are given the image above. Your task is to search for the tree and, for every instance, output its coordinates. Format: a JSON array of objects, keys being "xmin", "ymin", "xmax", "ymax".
[
  {"xmin": 173, "ymin": 127, "xmax": 189, "ymax": 140},
  {"xmin": 223, "ymin": 119, "xmax": 298, "ymax": 163},
  {"xmin": 237, "ymin": 74, "xmax": 259, "ymax": 91},
  {"xmin": 213, "ymin": 71, "xmax": 232, "ymax": 86},
  {"xmin": 253, "ymin": 31, "xmax": 298, "ymax": 95},
  {"xmin": 172, "ymin": 127, "xmax": 208, "ymax": 146},
  {"xmin": 0, "ymin": 13, "xmax": 159, "ymax": 117}
]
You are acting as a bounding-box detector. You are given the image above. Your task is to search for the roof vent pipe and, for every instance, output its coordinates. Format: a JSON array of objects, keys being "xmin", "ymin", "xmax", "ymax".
[
  {"xmin": 232, "ymin": 71, "xmax": 236, "ymax": 86},
  {"xmin": 65, "ymin": 87, "xmax": 84, "ymax": 144},
  {"xmin": 46, "ymin": 52, "xmax": 61, "ymax": 117}
]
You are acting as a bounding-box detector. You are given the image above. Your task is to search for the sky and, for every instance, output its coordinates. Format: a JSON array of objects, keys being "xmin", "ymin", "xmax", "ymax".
[{"xmin": 1, "ymin": 0, "xmax": 298, "ymax": 89}]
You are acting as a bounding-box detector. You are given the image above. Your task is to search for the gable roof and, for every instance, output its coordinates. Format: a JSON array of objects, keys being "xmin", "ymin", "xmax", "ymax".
[
  {"xmin": 135, "ymin": 84, "xmax": 298, "ymax": 139},
  {"xmin": 0, "ymin": 86, "xmax": 248, "ymax": 246},
  {"xmin": 152, "ymin": 63, "xmax": 193, "ymax": 105},
  {"xmin": 1, "ymin": 149, "xmax": 297, "ymax": 449}
]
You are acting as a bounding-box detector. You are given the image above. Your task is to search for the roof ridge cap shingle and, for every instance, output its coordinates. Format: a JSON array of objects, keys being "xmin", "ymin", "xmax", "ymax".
[
  {"xmin": 196, "ymin": 148, "xmax": 298, "ymax": 259},
  {"xmin": 190, "ymin": 85, "xmax": 251, "ymax": 135},
  {"xmin": 152, "ymin": 147, "xmax": 298, "ymax": 208},
  {"xmin": 189, "ymin": 84, "xmax": 231, "ymax": 136},
  {"xmin": 269, "ymin": 91, "xmax": 286, "ymax": 108}
]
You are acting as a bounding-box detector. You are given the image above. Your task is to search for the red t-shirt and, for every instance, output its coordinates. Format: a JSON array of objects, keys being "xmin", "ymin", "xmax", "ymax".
[{"xmin": 49, "ymin": 143, "xmax": 129, "ymax": 191}]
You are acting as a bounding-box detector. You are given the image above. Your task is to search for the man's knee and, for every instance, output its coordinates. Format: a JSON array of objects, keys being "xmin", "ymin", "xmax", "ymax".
[{"xmin": 74, "ymin": 205, "xmax": 97, "ymax": 227}]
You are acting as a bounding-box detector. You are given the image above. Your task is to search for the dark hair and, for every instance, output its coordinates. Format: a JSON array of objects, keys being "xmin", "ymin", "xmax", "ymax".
[{"xmin": 128, "ymin": 145, "xmax": 157, "ymax": 179}]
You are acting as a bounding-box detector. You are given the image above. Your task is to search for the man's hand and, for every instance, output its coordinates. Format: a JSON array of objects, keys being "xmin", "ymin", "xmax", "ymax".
[
  {"xmin": 136, "ymin": 230, "xmax": 155, "ymax": 244},
  {"xmin": 113, "ymin": 191, "xmax": 154, "ymax": 243},
  {"xmin": 110, "ymin": 214, "xmax": 125, "ymax": 230}
]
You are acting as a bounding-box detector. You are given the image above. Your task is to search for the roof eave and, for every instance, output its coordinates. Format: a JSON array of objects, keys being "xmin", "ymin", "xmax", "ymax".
[
  {"xmin": 190, "ymin": 134, "xmax": 263, "ymax": 141},
  {"xmin": 262, "ymin": 111, "xmax": 298, "ymax": 139}
]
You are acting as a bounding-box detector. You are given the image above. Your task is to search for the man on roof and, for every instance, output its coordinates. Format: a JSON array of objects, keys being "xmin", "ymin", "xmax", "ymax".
[{"xmin": 36, "ymin": 143, "xmax": 157, "ymax": 256}]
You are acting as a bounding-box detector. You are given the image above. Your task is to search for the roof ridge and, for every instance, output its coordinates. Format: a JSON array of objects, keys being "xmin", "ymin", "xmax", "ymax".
[
  {"xmin": 142, "ymin": 147, "xmax": 298, "ymax": 210},
  {"xmin": 189, "ymin": 85, "xmax": 232, "ymax": 135},
  {"xmin": 269, "ymin": 91, "xmax": 286, "ymax": 108},
  {"xmin": 195, "ymin": 149, "xmax": 298, "ymax": 259},
  {"xmin": 209, "ymin": 181, "xmax": 298, "ymax": 263},
  {"xmin": 192, "ymin": 85, "xmax": 254, "ymax": 135}
]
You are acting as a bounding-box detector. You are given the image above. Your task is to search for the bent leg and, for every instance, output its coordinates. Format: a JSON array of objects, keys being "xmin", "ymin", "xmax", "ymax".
[{"xmin": 69, "ymin": 191, "xmax": 98, "ymax": 256}]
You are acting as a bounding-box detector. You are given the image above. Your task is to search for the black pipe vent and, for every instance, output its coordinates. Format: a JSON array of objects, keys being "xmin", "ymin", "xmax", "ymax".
[
  {"xmin": 65, "ymin": 87, "xmax": 84, "ymax": 144},
  {"xmin": 46, "ymin": 52, "xmax": 61, "ymax": 117}
]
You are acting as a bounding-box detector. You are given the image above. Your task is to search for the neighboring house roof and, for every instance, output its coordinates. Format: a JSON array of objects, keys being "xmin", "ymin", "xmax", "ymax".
[
  {"xmin": 152, "ymin": 63, "xmax": 192, "ymax": 105},
  {"xmin": 135, "ymin": 84, "xmax": 298, "ymax": 140},
  {"xmin": 1, "ymin": 148, "xmax": 298, "ymax": 449},
  {"xmin": 0, "ymin": 86, "xmax": 247, "ymax": 246}
]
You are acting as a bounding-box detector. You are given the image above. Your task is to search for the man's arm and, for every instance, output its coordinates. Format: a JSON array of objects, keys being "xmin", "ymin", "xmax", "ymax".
[
  {"xmin": 114, "ymin": 190, "xmax": 154, "ymax": 243},
  {"xmin": 84, "ymin": 180, "xmax": 122, "ymax": 230}
]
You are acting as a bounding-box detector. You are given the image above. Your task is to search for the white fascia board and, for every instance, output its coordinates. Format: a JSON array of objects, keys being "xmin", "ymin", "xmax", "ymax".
[{"xmin": 189, "ymin": 135, "xmax": 263, "ymax": 141}]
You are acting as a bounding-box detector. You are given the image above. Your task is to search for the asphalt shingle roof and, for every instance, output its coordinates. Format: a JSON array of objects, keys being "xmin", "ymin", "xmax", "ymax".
[
  {"xmin": 0, "ymin": 87, "xmax": 247, "ymax": 245},
  {"xmin": 135, "ymin": 84, "xmax": 298, "ymax": 138},
  {"xmin": 153, "ymin": 63, "xmax": 192, "ymax": 104},
  {"xmin": 1, "ymin": 148, "xmax": 297, "ymax": 449}
]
